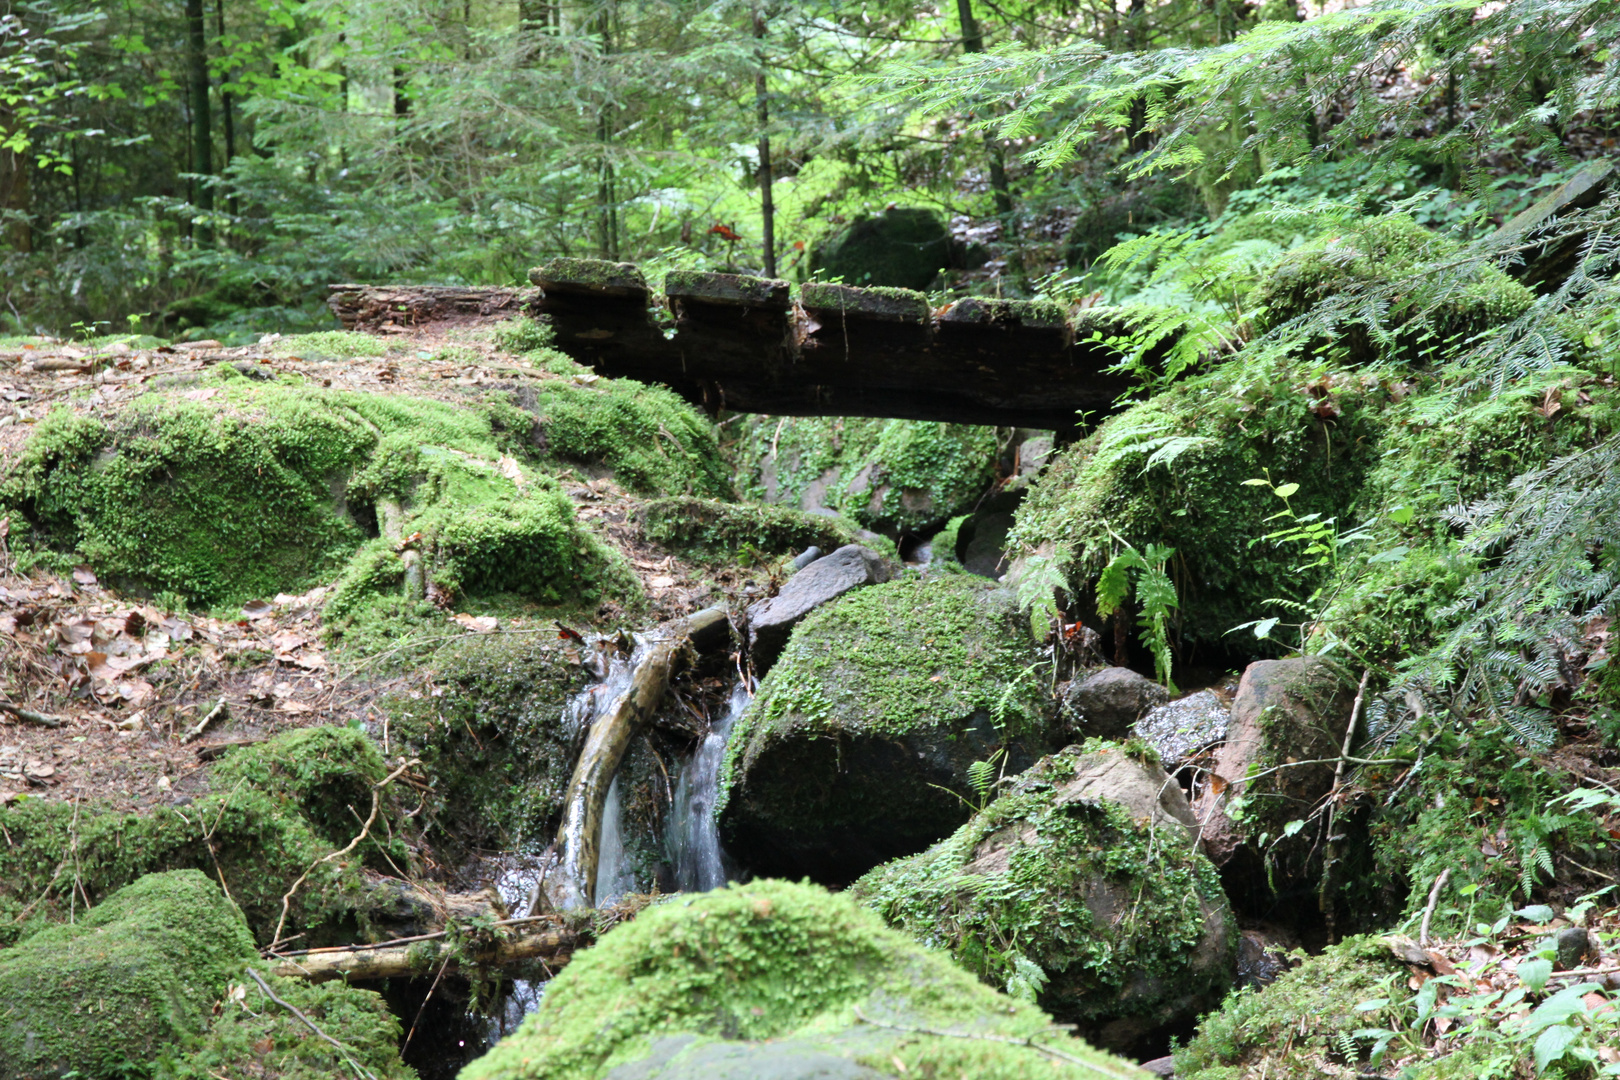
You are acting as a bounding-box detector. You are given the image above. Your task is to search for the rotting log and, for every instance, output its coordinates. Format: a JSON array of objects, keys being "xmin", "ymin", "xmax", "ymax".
[
  {"xmin": 544, "ymin": 606, "xmax": 729, "ymax": 911},
  {"xmin": 272, "ymin": 922, "xmax": 583, "ymax": 984},
  {"xmin": 327, "ymin": 284, "xmax": 542, "ymax": 332}
]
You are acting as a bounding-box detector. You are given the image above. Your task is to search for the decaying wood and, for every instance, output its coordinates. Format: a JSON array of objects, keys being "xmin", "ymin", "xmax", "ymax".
[
  {"xmin": 327, "ymin": 284, "xmax": 542, "ymax": 331},
  {"xmin": 181, "ymin": 696, "xmax": 228, "ymax": 743},
  {"xmin": 0, "ymin": 700, "xmax": 64, "ymax": 728},
  {"xmin": 543, "ymin": 606, "xmax": 729, "ymax": 911},
  {"xmin": 272, "ymin": 921, "xmax": 585, "ymax": 984}
]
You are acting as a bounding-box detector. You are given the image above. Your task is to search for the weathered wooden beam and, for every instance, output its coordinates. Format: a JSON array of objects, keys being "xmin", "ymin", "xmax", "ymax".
[{"xmin": 327, "ymin": 285, "xmax": 541, "ymax": 331}]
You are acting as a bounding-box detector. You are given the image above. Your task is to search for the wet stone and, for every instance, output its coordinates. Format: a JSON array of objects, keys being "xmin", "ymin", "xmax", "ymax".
[{"xmin": 1132, "ymin": 690, "xmax": 1229, "ymax": 767}]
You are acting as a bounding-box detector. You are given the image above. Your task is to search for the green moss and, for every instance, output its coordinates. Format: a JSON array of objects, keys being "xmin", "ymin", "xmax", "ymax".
[
  {"xmin": 1250, "ymin": 213, "xmax": 1535, "ymax": 364},
  {"xmin": 272, "ymin": 331, "xmax": 394, "ymax": 359},
  {"xmin": 492, "ymin": 315, "xmax": 556, "ymax": 355},
  {"xmin": 641, "ymin": 496, "xmax": 858, "ymax": 562},
  {"xmin": 808, "ymin": 208, "xmax": 953, "ymax": 292},
  {"xmin": 460, "ymin": 879, "xmax": 1137, "ymax": 1080},
  {"xmin": 384, "ymin": 634, "xmax": 591, "ymax": 852},
  {"xmin": 0, "ymin": 870, "xmax": 258, "ymax": 1079},
  {"xmin": 161, "ymin": 969, "xmax": 417, "ymax": 1080},
  {"xmin": 1009, "ymin": 355, "xmax": 1385, "ymax": 647},
  {"xmin": 736, "ymin": 415, "xmax": 995, "ymax": 536},
  {"xmin": 211, "ymin": 726, "xmax": 392, "ymax": 849},
  {"xmin": 1174, "ymin": 936, "xmax": 1406, "ymax": 1080},
  {"xmin": 925, "ymin": 513, "xmax": 969, "ymax": 570},
  {"xmin": 853, "ymin": 743, "xmax": 1233, "ymax": 1036}
]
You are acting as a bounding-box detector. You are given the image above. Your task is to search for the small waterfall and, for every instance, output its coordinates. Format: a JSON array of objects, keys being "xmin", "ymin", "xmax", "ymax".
[
  {"xmin": 593, "ymin": 776, "xmax": 637, "ymax": 906},
  {"xmin": 668, "ymin": 682, "xmax": 751, "ymax": 892}
]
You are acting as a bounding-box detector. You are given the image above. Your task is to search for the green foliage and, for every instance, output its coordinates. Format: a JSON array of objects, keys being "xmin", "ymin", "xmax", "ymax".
[
  {"xmin": 210, "ymin": 726, "xmax": 393, "ymax": 850},
  {"xmin": 1095, "ymin": 537, "xmax": 1179, "ymax": 690},
  {"xmin": 272, "ymin": 331, "xmax": 393, "ymax": 359},
  {"xmin": 0, "ymin": 870, "xmax": 258, "ymax": 1080},
  {"xmin": 853, "ymin": 743, "xmax": 1232, "ymax": 1032},
  {"xmin": 461, "ymin": 879, "xmax": 1137, "ymax": 1080},
  {"xmin": 492, "ymin": 316, "xmax": 557, "ymax": 355},
  {"xmin": 640, "ymin": 495, "xmax": 859, "ymax": 563}
]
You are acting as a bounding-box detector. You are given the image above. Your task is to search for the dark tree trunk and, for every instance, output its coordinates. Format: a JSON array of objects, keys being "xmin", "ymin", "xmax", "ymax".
[
  {"xmin": 0, "ymin": 107, "xmax": 30, "ymax": 253},
  {"xmin": 754, "ymin": 7, "xmax": 776, "ymax": 277},
  {"xmin": 956, "ymin": 0, "xmax": 1012, "ymax": 219},
  {"xmin": 185, "ymin": 0, "xmax": 214, "ymax": 243}
]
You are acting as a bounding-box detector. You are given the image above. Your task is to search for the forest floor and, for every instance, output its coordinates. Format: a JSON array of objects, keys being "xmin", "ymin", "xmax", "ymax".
[{"xmin": 0, "ymin": 322, "xmax": 761, "ymax": 816}]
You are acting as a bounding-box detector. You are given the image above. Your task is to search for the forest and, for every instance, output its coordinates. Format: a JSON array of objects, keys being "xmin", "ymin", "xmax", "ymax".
[{"xmin": 2, "ymin": 0, "xmax": 1620, "ymax": 1077}]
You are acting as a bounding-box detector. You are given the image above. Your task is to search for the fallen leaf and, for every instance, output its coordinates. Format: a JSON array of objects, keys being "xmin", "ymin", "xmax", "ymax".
[
  {"xmin": 278, "ymin": 700, "xmax": 315, "ymax": 714},
  {"xmin": 498, "ymin": 455, "xmax": 526, "ymax": 489},
  {"xmin": 183, "ymin": 387, "xmax": 219, "ymax": 401},
  {"xmin": 241, "ymin": 599, "xmax": 274, "ymax": 619},
  {"xmin": 648, "ymin": 575, "xmax": 677, "ymax": 589},
  {"xmin": 72, "ymin": 565, "xmax": 98, "ymax": 586},
  {"xmin": 453, "ymin": 613, "xmax": 499, "ymax": 634}
]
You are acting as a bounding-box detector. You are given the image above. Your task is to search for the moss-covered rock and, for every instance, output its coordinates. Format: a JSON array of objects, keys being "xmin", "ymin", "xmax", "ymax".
[
  {"xmin": 853, "ymin": 742, "xmax": 1235, "ymax": 1053},
  {"xmin": 809, "ymin": 208, "xmax": 954, "ymax": 291},
  {"xmin": 1008, "ymin": 357, "xmax": 1385, "ymax": 649},
  {"xmin": 640, "ymin": 496, "xmax": 859, "ymax": 562},
  {"xmin": 162, "ymin": 971, "xmax": 417, "ymax": 1080},
  {"xmin": 385, "ymin": 634, "xmax": 592, "ymax": 854},
  {"xmin": 736, "ymin": 415, "xmax": 996, "ymax": 538},
  {"xmin": 460, "ymin": 879, "xmax": 1137, "ymax": 1080},
  {"xmin": 717, "ymin": 576, "xmax": 1053, "ymax": 882},
  {"xmin": 1250, "ymin": 213, "xmax": 1535, "ymax": 364},
  {"xmin": 1173, "ymin": 936, "xmax": 1407, "ymax": 1080},
  {"xmin": 0, "ymin": 729, "xmax": 413, "ymax": 944},
  {"xmin": 0, "ymin": 870, "xmax": 257, "ymax": 1079}
]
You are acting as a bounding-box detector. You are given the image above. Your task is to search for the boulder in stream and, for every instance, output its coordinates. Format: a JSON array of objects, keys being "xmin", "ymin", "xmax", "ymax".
[
  {"xmin": 719, "ymin": 575, "xmax": 1054, "ymax": 883},
  {"xmin": 1132, "ymin": 688, "xmax": 1230, "ymax": 767},
  {"xmin": 852, "ymin": 741, "xmax": 1236, "ymax": 1055},
  {"xmin": 460, "ymin": 879, "xmax": 1138, "ymax": 1080},
  {"xmin": 745, "ymin": 542, "xmax": 895, "ymax": 671},
  {"xmin": 1061, "ymin": 666, "xmax": 1170, "ymax": 741}
]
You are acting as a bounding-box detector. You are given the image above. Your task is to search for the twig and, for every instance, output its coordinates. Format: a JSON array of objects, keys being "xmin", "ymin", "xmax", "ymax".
[
  {"xmin": 402, "ymin": 953, "xmax": 453, "ymax": 1055},
  {"xmin": 245, "ymin": 967, "xmax": 377, "ymax": 1080},
  {"xmin": 0, "ymin": 700, "xmax": 63, "ymax": 728},
  {"xmin": 1420, "ymin": 868, "xmax": 1451, "ymax": 948},
  {"xmin": 851, "ymin": 1008, "xmax": 1143, "ymax": 1079},
  {"xmin": 1320, "ymin": 669, "xmax": 1372, "ymax": 941},
  {"xmin": 181, "ymin": 697, "xmax": 228, "ymax": 743},
  {"xmin": 269, "ymin": 759, "xmax": 416, "ymax": 949}
]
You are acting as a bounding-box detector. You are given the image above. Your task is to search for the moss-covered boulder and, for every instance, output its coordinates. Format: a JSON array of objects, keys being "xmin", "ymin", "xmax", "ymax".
[
  {"xmin": 1172, "ymin": 936, "xmax": 1407, "ymax": 1080},
  {"xmin": 0, "ymin": 870, "xmax": 256, "ymax": 1078},
  {"xmin": 385, "ymin": 634, "xmax": 592, "ymax": 854},
  {"xmin": 737, "ymin": 415, "xmax": 996, "ymax": 538},
  {"xmin": 460, "ymin": 879, "xmax": 1137, "ymax": 1080},
  {"xmin": 717, "ymin": 576, "xmax": 1053, "ymax": 882},
  {"xmin": 640, "ymin": 496, "xmax": 859, "ymax": 562},
  {"xmin": 853, "ymin": 742, "xmax": 1235, "ymax": 1054},
  {"xmin": 1007, "ymin": 357, "xmax": 1385, "ymax": 649},
  {"xmin": 1250, "ymin": 213, "xmax": 1534, "ymax": 364},
  {"xmin": 163, "ymin": 971, "xmax": 417, "ymax": 1080},
  {"xmin": 809, "ymin": 207, "xmax": 954, "ymax": 290}
]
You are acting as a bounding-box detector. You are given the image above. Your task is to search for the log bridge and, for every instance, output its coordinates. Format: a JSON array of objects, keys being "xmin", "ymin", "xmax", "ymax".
[{"xmin": 329, "ymin": 260, "xmax": 1138, "ymax": 430}]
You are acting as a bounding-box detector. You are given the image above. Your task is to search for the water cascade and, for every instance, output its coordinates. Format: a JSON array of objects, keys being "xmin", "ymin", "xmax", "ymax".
[{"xmin": 668, "ymin": 682, "xmax": 752, "ymax": 891}]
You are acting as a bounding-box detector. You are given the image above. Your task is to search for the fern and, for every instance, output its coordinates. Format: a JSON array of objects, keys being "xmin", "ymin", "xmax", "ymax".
[{"xmin": 1096, "ymin": 535, "xmax": 1180, "ymax": 692}]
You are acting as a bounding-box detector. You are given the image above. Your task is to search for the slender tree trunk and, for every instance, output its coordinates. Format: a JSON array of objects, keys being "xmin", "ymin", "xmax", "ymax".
[
  {"xmin": 955, "ymin": 0, "xmax": 1012, "ymax": 219},
  {"xmin": 214, "ymin": 0, "xmax": 238, "ymax": 218},
  {"xmin": 753, "ymin": 7, "xmax": 776, "ymax": 278},
  {"xmin": 393, "ymin": 65, "xmax": 410, "ymax": 120},
  {"xmin": 0, "ymin": 107, "xmax": 30, "ymax": 254},
  {"xmin": 185, "ymin": 0, "xmax": 213, "ymax": 244},
  {"xmin": 1124, "ymin": 0, "xmax": 1152, "ymax": 154},
  {"xmin": 595, "ymin": 5, "xmax": 619, "ymax": 261}
]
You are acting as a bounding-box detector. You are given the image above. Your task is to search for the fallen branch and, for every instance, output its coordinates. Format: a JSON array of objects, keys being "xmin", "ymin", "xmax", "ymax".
[
  {"xmin": 269, "ymin": 759, "xmax": 417, "ymax": 950},
  {"xmin": 0, "ymin": 700, "xmax": 63, "ymax": 728},
  {"xmin": 181, "ymin": 697, "xmax": 228, "ymax": 743},
  {"xmin": 1320, "ymin": 669, "xmax": 1372, "ymax": 941},
  {"xmin": 271, "ymin": 923, "xmax": 585, "ymax": 983},
  {"xmin": 245, "ymin": 967, "xmax": 378, "ymax": 1080},
  {"xmin": 851, "ymin": 1008, "xmax": 1147, "ymax": 1079},
  {"xmin": 1419, "ymin": 869, "xmax": 1451, "ymax": 948}
]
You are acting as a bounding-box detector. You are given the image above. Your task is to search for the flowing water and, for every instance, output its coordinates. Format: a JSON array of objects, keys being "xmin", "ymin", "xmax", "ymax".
[
  {"xmin": 667, "ymin": 682, "xmax": 751, "ymax": 892},
  {"xmin": 593, "ymin": 775, "xmax": 637, "ymax": 906}
]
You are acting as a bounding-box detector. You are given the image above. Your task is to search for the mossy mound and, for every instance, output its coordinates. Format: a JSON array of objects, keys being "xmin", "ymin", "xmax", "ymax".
[
  {"xmin": 736, "ymin": 415, "xmax": 997, "ymax": 538},
  {"xmin": 1251, "ymin": 213, "xmax": 1534, "ymax": 364},
  {"xmin": 853, "ymin": 742, "xmax": 1235, "ymax": 1052},
  {"xmin": 384, "ymin": 634, "xmax": 592, "ymax": 853},
  {"xmin": 1008, "ymin": 357, "xmax": 1385, "ymax": 648},
  {"xmin": 716, "ymin": 576, "xmax": 1053, "ymax": 882},
  {"xmin": 0, "ymin": 727, "xmax": 406, "ymax": 944},
  {"xmin": 640, "ymin": 496, "xmax": 859, "ymax": 562},
  {"xmin": 809, "ymin": 207, "xmax": 954, "ymax": 290},
  {"xmin": 1173, "ymin": 936, "xmax": 1406, "ymax": 1080},
  {"xmin": 163, "ymin": 970, "xmax": 417, "ymax": 1080},
  {"xmin": 460, "ymin": 879, "xmax": 1137, "ymax": 1080},
  {"xmin": 0, "ymin": 370, "xmax": 652, "ymax": 615},
  {"xmin": 0, "ymin": 870, "xmax": 258, "ymax": 1079}
]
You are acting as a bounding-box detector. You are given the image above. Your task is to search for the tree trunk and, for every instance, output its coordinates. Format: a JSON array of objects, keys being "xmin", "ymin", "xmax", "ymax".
[
  {"xmin": 540, "ymin": 606, "xmax": 728, "ymax": 911},
  {"xmin": 754, "ymin": 8, "xmax": 776, "ymax": 277},
  {"xmin": 1, "ymin": 106, "xmax": 32, "ymax": 254},
  {"xmin": 955, "ymin": 0, "xmax": 1012, "ymax": 219},
  {"xmin": 274, "ymin": 923, "xmax": 585, "ymax": 983},
  {"xmin": 185, "ymin": 0, "xmax": 214, "ymax": 244}
]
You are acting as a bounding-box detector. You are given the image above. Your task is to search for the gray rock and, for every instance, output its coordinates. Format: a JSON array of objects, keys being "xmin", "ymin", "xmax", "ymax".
[
  {"xmin": 746, "ymin": 544, "xmax": 894, "ymax": 672},
  {"xmin": 1132, "ymin": 689, "xmax": 1229, "ymax": 767},
  {"xmin": 1556, "ymin": 926, "xmax": 1599, "ymax": 970},
  {"xmin": 960, "ymin": 511, "xmax": 1015, "ymax": 579},
  {"xmin": 1139, "ymin": 1057, "xmax": 1176, "ymax": 1077},
  {"xmin": 1064, "ymin": 667, "xmax": 1170, "ymax": 741},
  {"xmin": 790, "ymin": 546, "xmax": 823, "ymax": 570}
]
